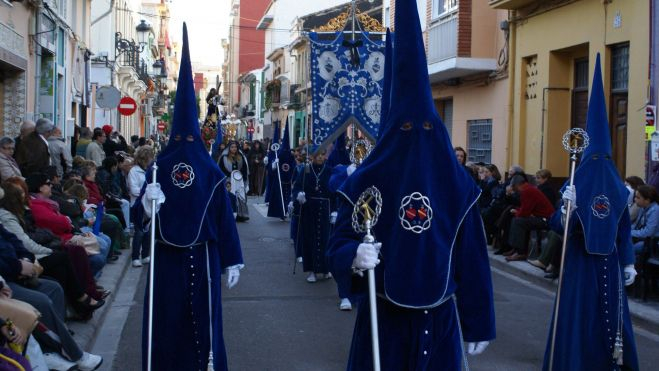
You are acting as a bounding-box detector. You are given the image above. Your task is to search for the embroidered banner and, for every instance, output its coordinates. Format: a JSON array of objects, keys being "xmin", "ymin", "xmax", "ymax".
[{"xmin": 309, "ymin": 32, "xmax": 385, "ymax": 147}]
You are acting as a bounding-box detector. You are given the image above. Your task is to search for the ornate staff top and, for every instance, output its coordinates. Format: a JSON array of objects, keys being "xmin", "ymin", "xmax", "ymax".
[
  {"xmin": 352, "ymin": 186, "xmax": 382, "ymax": 235},
  {"xmin": 562, "ymin": 127, "xmax": 590, "ymax": 155}
]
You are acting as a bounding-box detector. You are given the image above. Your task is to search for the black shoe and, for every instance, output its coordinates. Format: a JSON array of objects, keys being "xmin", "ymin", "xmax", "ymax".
[
  {"xmin": 544, "ymin": 272, "xmax": 559, "ymax": 280},
  {"xmin": 494, "ymin": 248, "xmax": 512, "ymax": 255}
]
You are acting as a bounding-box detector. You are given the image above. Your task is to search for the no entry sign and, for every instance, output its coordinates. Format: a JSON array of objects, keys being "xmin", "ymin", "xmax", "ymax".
[{"xmin": 118, "ymin": 97, "xmax": 138, "ymax": 116}]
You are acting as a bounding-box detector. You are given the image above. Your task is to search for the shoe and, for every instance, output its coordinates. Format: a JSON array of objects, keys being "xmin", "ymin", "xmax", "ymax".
[
  {"xmin": 324, "ymin": 272, "xmax": 333, "ymax": 279},
  {"xmin": 297, "ymin": 257, "xmax": 303, "ymax": 263},
  {"xmin": 77, "ymin": 296, "xmax": 105, "ymax": 312},
  {"xmin": 108, "ymin": 255, "xmax": 119, "ymax": 262},
  {"xmin": 306, "ymin": 273, "xmax": 317, "ymax": 283},
  {"xmin": 132, "ymin": 259, "xmax": 143, "ymax": 267},
  {"xmin": 503, "ymin": 249, "xmax": 516, "ymax": 257},
  {"xmin": 339, "ymin": 298, "xmax": 352, "ymax": 311},
  {"xmin": 493, "ymin": 248, "xmax": 509, "ymax": 255},
  {"xmin": 545, "ymin": 264, "xmax": 554, "ymax": 273},
  {"xmin": 528, "ymin": 259, "xmax": 547, "ymax": 270},
  {"xmin": 97, "ymin": 289, "xmax": 111, "ymax": 299},
  {"xmin": 141, "ymin": 256, "xmax": 151, "ymax": 264},
  {"xmin": 544, "ymin": 272, "xmax": 559, "ymax": 280},
  {"xmin": 76, "ymin": 352, "xmax": 103, "ymax": 371},
  {"xmin": 43, "ymin": 352, "xmax": 77, "ymax": 371},
  {"xmin": 506, "ymin": 253, "xmax": 528, "ymax": 262}
]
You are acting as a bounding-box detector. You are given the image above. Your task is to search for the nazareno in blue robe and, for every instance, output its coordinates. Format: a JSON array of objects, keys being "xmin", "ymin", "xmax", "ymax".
[
  {"xmin": 140, "ymin": 23, "xmax": 243, "ymax": 371},
  {"xmin": 290, "ymin": 164, "xmax": 304, "ymax": 257},
  {"xmin": 293, "ymin": 161, "xmax": 333, "ymax": 274},
  {"xmin": 268, "ymin": 120, "xmax": 295, "ymax": 219}
]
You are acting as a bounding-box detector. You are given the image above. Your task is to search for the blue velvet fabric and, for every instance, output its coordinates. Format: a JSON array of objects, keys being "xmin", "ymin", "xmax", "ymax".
[
  {"xmin": 290, "ymin": 164, "xmax": 304, "ymax": 258},
  {"xmin": 264, "ymin": 121, "xmax": 280, "ymax": 204},
  {"xmin": 328, "ymin": 1, "xmax": 495, "ymax": 368},
  {"xmin": 542, "ymin": 54, "xmax": 638, "ymax": 370},
  {"xmin": 140, "ymin": 23, "xmax": 243, "ymax": 371},
  {"xmin": 327, "ymin": 133, "xmax": 351, "ymax": 168},
  {"xmin": 268, "ymin": 120, "xmax": 296, "ymax": 219}
]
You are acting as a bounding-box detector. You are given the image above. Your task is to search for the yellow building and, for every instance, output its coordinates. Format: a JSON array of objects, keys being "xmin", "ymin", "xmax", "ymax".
[{"xmin": 490, "ymin": 0, "xmax": 650, "ymax": 178}]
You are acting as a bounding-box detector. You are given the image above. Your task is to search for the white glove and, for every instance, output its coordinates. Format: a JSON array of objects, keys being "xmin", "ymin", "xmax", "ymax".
[
  {"xmin": 271, "ymin": 158, "xmax": 279, "ymax": 170},
  {"xmin": 142, "ymin": 183, "xmax": 166, "ymax": 217},
  {"xmin": 297, "ymin": 192, "xmax": 306, "ymax": 205},
  {"xmin": 624, "ymin": 265, "xmax": 637, "ymax": 286},
  {"xmin": 263, "ymin": 156, "xmax": 269, "ymax": 166},
  {"xmin": 466, "ymin": 341, "xmax": 490, "ymax": 356},
  {"xmin": 352, "ymin": 242, "xmax": 382, "ymax": 270},
  {"xmin": 561, "ymin": 185, "xmax": 577, "ymax": 214},
  {"xmin": 287, "ymin": 201, "xmax": 294, "ymax": 215},
  {"xmin": 346, "ymin": 164, "xmax": 357, "ymax": 177},
  {"xmin": 226, "ymin": 266, "xmax": 240, "ymax": 289},
  {"xmin": 330, "ymin": 211, "xmax": 338, "ymax": 224}
]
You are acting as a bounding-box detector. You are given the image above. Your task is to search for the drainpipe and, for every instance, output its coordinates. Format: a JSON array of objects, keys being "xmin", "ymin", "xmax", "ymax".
[
  {"xmin": 540, "ymin": 87, "xmax": 569, "ymax": 170},
  {"xmin": 91, "ymin": 0, "xmax": 116, "ymax": 26},
  {"xmin": 506, "ymin": 10, "xmax": 516, "ymax": 169},
  {"xmin": 32, "ymin": 10, "xmax": 41, "ymax": 120}
]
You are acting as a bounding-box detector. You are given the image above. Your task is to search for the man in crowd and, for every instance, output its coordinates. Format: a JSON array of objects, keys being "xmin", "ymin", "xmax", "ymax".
[
  {"xmin": 15, "ymin": 118, "xmax": 53, "ymax": 176},
  {"xmin": 86, "ymin": 128, "xmax": 106, "ymax": 167}
]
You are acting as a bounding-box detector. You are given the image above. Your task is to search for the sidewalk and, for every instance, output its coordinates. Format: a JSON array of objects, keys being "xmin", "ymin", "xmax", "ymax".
[{"xmin": 488, "ymin": 250, "xmax": 659, "ymax": 334}]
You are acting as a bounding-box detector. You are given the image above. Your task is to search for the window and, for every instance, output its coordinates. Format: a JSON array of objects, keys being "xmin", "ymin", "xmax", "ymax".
[
  {"xmin": 467, "ymin": 119, "xmax": 492, "ymax": 163},
  {"xmin": 611, "ymin": 43, "xmax": 629, "ymax": 92},
  {"xmin": 571, "ymin": 58, "xmax": 589, "ymax": 129},
  {"xmin": 433, "ymin": 0, "xmax": 458, "ymax": 19}
]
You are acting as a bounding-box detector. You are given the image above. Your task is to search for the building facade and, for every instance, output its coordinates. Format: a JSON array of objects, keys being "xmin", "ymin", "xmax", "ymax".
[{"xmin": 490, "ymin": 0, "xmax": 650, "ymax": 178}]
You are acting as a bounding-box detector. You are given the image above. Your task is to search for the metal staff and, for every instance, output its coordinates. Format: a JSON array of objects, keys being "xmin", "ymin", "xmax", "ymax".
[
  {"xmin": 549, "ymin": 128, "xmax": 589, "ymax": 371},
  {"xmin": 147, "ymin": 162, "xmax": 159, "ymax": 371},
  {"xmin": 208, "ymin": 139, "xmax": 215, "ymax": 157},
  {"xmin": 271, "ymin": 143, "xmax": 287, "ymax": 217},
  {"xmin": 353, "ymin": 187, "xmax": 383, "ymax": 371}
]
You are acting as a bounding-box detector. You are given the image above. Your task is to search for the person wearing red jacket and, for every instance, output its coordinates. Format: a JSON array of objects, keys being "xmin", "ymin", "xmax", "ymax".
[
  {"xmin": 506, "ymin": 174, "xmax": 555, "ymax": 261},
  {"xmin": 27, "ymin": 174, "xmax": 75, "ymax": 243}
]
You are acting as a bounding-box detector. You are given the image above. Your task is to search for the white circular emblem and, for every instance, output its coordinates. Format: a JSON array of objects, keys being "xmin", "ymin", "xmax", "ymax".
[
  {"xmin": 282, "ymin": 163, "xmax": 290, "ymax": 172},
  {"xmin": 399, "ymin": 192, "xmax": 433, "ymax": 234},
  {"xmin": 591, "ymin": 195, "xmax": 611, "ymax": 219},
  {"xmin": 171, "ymin": 163, "xmax": 195, "ymax": 189}
]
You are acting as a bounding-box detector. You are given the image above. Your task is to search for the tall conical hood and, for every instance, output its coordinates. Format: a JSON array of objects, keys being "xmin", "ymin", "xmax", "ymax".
[
  {"xmin": 338, "ymin": 0, "xmax": 480, "ymax": 308},
  {"xmin": 272, "ymin": 120, "xmax": 281, "ymax": 145},
  {"xmin": 153, "ymin": 23, "xmax": 228, "ymax": 247},
  {"xmin": 328, "ymin": 132, "xmax": 350, "ymax": 167},
  {"xmin": 377, "ymin": 28, "xmax": 393, "ymax": 141},
  {"xmin": 280, "ymin": 118, "xmax": 291, "ymax": 152},
  {"xmin": 572, "ymin": 53, "xmax": 629, "ymax": 255},
  {"xmin": 165, "ymin": 23, "xmax": 201, "ymax": 145}
]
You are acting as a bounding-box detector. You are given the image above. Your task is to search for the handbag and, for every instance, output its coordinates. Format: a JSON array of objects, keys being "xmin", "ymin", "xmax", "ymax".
[
  {"xmin": 0, "ymin": 298, "xmax": 40, "ymax": 337},
  {"xmin": 68, "ymin": 234, "xmax": 101, "ymax": 255}
]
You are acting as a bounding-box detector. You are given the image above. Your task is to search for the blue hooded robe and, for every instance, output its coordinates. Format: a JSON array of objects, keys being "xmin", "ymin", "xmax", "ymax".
[
  {"xmin": 267, "ymin": 119, "xmax": 296, "ymax": 219},
  {"xmin": 264, "ymin": 121, "xmax": 281, "ymax": 204},
  {"xmin": 327, "ymin": 0, "xmax": 495, "ymax": 369},
  {"xmin": 542, "ymin": 55, "xmax": 638, "ymax": 371},
  {"xmin": 140, "ymin": 24, "xmax": 243, "ymax": 371}
]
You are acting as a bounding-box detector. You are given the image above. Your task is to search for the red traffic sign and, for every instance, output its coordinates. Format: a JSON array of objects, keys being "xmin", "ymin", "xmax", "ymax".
[
  {"xmin": 118, "ymin": 96, "xmax": 138, "ymax": 116},
  {"xmin": 247, "ymin": 126, "xmax": 255, "ymax": 134},
  {"xmin": 157, "ymin": 122, "xmax": 166, "ymax": 131}
]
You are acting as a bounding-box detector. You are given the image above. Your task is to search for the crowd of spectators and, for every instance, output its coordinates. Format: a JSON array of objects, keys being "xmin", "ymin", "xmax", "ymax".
[
  {"xmin": 0, "ymin": 118, "xmax": 159, "ymax": 370},
  {"xmin": 456, "ymin": 147, "xmax": 659, "ymax": 285}
]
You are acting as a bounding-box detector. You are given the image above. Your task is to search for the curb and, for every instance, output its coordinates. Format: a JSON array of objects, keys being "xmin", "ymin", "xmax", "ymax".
[
  {"xmin": 68, "ymin": 249, "xmax": 133, "ymax": 351},
  {"xmin": 488, "ymin": 251, "xmax": 659, "ymax": 335}
]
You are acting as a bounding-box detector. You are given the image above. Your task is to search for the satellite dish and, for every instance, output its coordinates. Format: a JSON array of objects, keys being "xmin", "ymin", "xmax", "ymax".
[{"xmin": 96, "ymin": 86, "xmax": 121, "ymax": 110}]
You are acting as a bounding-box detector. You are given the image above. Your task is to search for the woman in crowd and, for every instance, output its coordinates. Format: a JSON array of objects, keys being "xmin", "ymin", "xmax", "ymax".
[
  {"xmin": 0, "ymin": 181, "xmax": 105, "ymax": 318},
  {"xmin": 248, "ymin": 140, "xmax": 266, "ymax": 196},
  {"xmin": 218, "ymin": 140, "xmax": 250, "ymax": 222},
  {"xmin": 625, "ymin": 176, "xmax": 645, "ymax": 223},
  {"xmin": 96, "ymin": 157, "xmax": 131, "ymax": 230},
  {"xmin": 535, "ymin": 169, "xmax": 558, "ymax": 207},
  {"xmin": 478, "ymin": 163, "xmax": 501, "ymax": 210},
  {"xmin": 127, "ymin": 146, "xmax": 154, "ymax": 267},
  {"xmin": 0, "ymin": 137, "xmax": 21, "ymax": 182},
  {"xmin": 631, "ymin": 184, "xmax": 659, "ymax": 254}
]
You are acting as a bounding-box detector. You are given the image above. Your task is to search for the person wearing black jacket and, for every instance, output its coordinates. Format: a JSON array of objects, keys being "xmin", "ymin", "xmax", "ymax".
[{"xmin": 0, "ymin": 225, "xmax": 103, "ymax": 370}]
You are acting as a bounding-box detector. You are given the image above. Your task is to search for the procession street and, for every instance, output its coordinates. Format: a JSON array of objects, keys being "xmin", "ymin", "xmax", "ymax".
[{"xmin": 103, "ymin": 197, "xmax": 659, "ymax": 371}]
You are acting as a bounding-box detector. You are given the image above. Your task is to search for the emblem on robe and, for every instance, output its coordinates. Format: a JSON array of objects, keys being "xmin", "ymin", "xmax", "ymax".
[
  {"xmin": 399, "ymin": 192, "xmax": 433, "ymax": 234},
  {"xmin": 171, "ymin": 163, "xmax": 195, "ymax": 189},
  {"xmin": 591, "ymin": 195, "xmax": 611, "ymax": 219},
  {"xmin": 281, "ymin": 163, "xmax": 290, "ymax": 172}
]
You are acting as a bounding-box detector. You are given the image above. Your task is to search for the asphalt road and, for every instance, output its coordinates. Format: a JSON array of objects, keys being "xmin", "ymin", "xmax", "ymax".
[{"xmin": 110, "ymin": 199, "xmax": 659, "ymax": 370}]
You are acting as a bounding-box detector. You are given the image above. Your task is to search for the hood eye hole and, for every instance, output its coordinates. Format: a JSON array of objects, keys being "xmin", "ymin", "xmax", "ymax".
[
  {"xmin": 186, "ymin": 135, "xmax": 194, "ymax": 142},
  {"xmin": 174, "ymin": 135, "xmax": 182, "ymax": 141},
  {"xmin": 423, "ymin": 122, "xmax": 433, "ymax": 130},
  {"xmin": 400, "ymin": 122, "xmax": 413, "ymax": 131}
]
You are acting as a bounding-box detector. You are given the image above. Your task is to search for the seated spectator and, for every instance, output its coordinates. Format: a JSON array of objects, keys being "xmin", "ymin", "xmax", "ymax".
[
  {"xmin": 478, "ymin": 164, "xmax": 501, "ymax": 210},
  {"xmin": 13, "ymin": 120, "xmax": 35, "ymax": 153},
  {"xmin": 76, "ymin": 127, "xmax": 92, "ymax": 158},
  {"xmin": 0, "ymin": 137, "xmax": 21, "ymax": 181},
  {"xmin": 102, "ymin": 126, "xmax": 128, "ymax": 158},
  {"xmin": 625, "ymin": 176, "xmax": 645, "ymax": 223},
  {"xmin": 528, "ymin": 229, "xmax": 563, "ymax": 279},
  {"xmin": 0, "ymin": 229, "xmax": 103, "ymax": 370},
  {"xmin": 491, "ymin": 165, "xmax": 526, "ymax": 254},
  {"xmin": 15, "ymin": 118, "xmax": 53, "ymax": 176},
  {"xmin": 535, "ymin": 169, "xmax": 558, "ymax": 207},
  {"xmin": 631, "ymin": 184, "xmax": 659, "ymax": 254},
  {"xmin": 505, "ymin": 174, "xmax": 555, "ymax": 261},
  {"xmin": 85, "ymin": 128, "xmax": 106, "ymax": 167},
  {"xmin": 47, "ymin": 127, "xmax": 73, "ymax": 178},
  {"xmin": 96, "ymin": 157, "xmax": 130, "ymax": 230},
  {"xmin": 0, "ymin": 189, "xmax": 104, "ymax": 318}
]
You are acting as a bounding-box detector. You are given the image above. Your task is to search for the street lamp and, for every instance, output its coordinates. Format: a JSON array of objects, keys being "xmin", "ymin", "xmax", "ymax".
[{"xmin": 136, "ymin": 20, "xmax": 152, "ymax": 48}]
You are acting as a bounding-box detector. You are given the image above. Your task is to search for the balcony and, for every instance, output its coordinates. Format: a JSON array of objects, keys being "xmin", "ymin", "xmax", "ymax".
[
  {"xmin": 488, "ymin": 0, "xmax": 537, "ymax": 10},
  {"xmin": 426, "ymin": 14, "xmax": 497, "ymax": 83}
]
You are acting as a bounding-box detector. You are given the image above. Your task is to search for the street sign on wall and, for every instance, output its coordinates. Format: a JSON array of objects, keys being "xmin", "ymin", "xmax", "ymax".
[
  {"xmin": 118, "ymin": 97, "xmax": 138, "ymax": 116},
  {"xmin": 96, "ymin": 86, "xmax": 121, "ymax": 110}
]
